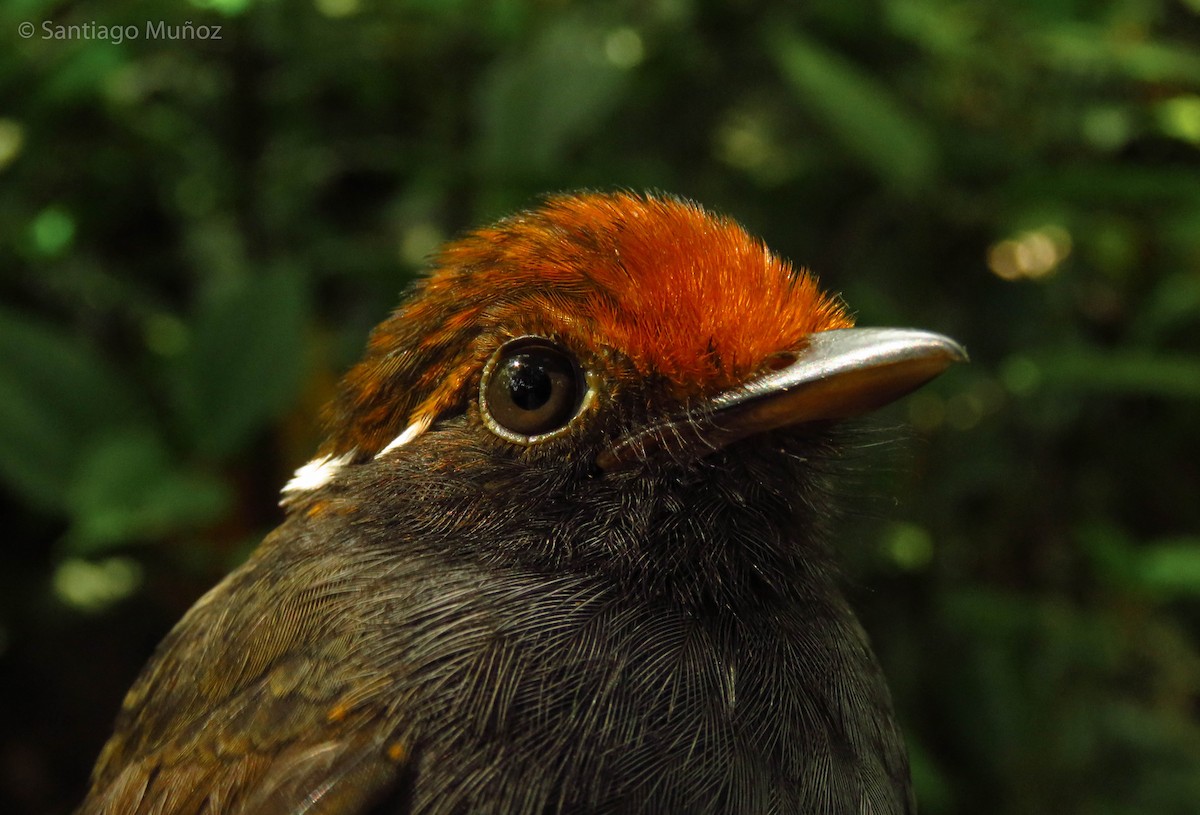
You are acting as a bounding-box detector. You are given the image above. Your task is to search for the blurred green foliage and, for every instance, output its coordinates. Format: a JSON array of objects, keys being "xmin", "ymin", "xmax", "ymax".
[{"xmin": 2, "ymin": 0, "xmax": 1199, "ymax": 812}]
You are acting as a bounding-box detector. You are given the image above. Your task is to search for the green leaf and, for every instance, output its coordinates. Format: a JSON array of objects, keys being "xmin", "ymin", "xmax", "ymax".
[
  {"xmin": 0, "ymin": 307, "xmax": 143, "ymax": 509},
  {"xmin": 1082, "ymin": 526, "xmax": 1200, "ymax": 600},
  {"xmin": 1135, "ymin": 539, "xmax": 1200, "ymax": 599},
  {"xmin": 65, "ymin": 428, "xmax": 232, "ymax": 555},
  {"xmin": 1003, "ymin": 165, "xmax": 1200, "ymax": 209},
  {"xmin": 1036, "ymin": 349, "xmax": 1200, "ymax": 400},
  {"xmin": 174, "ymin": 270, "xmax": 311, "ymax": 458},
  {"xmin": 1040, "ymin": 24, "xmax": 1200, "ymax": 83},
  {"xmin": 1078, "ymin": 523, "xmax": 1137, "ymax": 589},
  {"xmin": 187, "ymin": 0, "xmax": 256, "ymax": 16},
  {"xmin": 1131, "ymin": 272, "xmax": 1200, "ymax": 343},
  {"xmin": 36, "ymin": 39, "xmax": 126, "ymax": 105},
  {"xmin": 905, "ymin": 732, "xmax": 954, "ymax": 814},
  {"xmin": 769, "ymin": 29, "xmax": 937, "ymax": 192},
  {"xmin": 477, "ymin": 16, "xmax": 630, "ymax": 175}
]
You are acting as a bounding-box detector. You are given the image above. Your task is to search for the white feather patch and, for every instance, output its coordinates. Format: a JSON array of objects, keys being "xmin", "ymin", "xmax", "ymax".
[
  {"xmin": 281, "ymin": 451, "xmax": 355, "ymax": 496},
  {"xmin": 376, "ymin": 415, "xmax": 432, "ymax": 459}
]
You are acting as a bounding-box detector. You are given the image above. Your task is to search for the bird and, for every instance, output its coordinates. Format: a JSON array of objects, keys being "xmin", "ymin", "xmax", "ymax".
[{"xmin": 77, "ymin": 191, "xmax": 964, "ymax": 815}]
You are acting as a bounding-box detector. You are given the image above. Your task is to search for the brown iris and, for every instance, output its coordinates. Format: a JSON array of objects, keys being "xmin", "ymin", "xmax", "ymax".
[{"xmin": 481, "ymin": 339, "xmax": 586, "ymax": 442}]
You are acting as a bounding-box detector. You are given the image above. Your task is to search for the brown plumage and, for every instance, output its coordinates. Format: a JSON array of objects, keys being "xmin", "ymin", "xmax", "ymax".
[{"xmin": 78, "ymin": 192, "xmax": 964, "ymax": 814}]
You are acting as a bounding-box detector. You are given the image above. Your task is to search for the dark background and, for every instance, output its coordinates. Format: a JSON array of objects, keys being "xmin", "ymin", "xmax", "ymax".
[{"xmin": 3, "ymin": 1, "xmax": 1199, "ymax": 813}]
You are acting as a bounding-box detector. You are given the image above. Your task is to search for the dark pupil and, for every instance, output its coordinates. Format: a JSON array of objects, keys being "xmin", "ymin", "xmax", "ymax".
[
  {"xmin": 506, "ymin": 357, "xmax": 553, "ymax": 411},
  {"xmin": 484, "ymin": 343, "xmax": 581, "ymax": 439}
]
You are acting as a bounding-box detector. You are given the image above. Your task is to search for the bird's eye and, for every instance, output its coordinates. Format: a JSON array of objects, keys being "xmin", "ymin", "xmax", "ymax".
[{"xmin": 481, "ymin": 339, "xmax": 588, "ymax": 443}]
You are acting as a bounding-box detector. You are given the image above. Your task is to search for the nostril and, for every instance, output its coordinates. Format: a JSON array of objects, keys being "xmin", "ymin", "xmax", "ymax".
[{"xmin": 765, "ymin": 351, "xmax": 797, "ymax": 372}]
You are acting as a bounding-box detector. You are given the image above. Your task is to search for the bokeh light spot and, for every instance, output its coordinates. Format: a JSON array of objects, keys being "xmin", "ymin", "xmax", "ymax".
[
  {"xmin": 605, "ymin": 28, "xmax": 644, "ymax": 69},
  {"xmin": 946, "ymin": 392, "xmax": 983, "ymax": 430},
  {"xmin": 53, "ymin": 557, "xmax": 144, "ymax": 613},
  {"xmin": 1158, "ymin": 95, "xmax": 1200, "ymax": 145},
  {"xmin": 0, "ymin": 119, "xmax": 24, "ymax": 171},
  {"xmin": 145, "ymin": 313, "xmax": 190, "ymax": 357},
  {"xmin": 315, "ymin": 0, "xmax": 360, "ymax": 18},
  {"xmin": 883, "ymin": 522, "xmax": 935, "ymax": 571},
  {"xmin": 188, "ymin": 0, "xmax": 253, "ymax": 14},
  {"xmin": 31, "ymin": 207, "xmax": 76, "ymax": 257},
  {"xmin": 1082, "ymin": 107, "xmax": 1132, "ymax": 151},
  {"xmin": 400, "ymin": 222, "xmax": 445, "ymax": 267},
  {"xmin": 1002, "ymin": 356, "xmax": 1042, "ymax": 396},
  {"xmin": 987, "ymin": 226, "xmax": 1072, "ymax": 281},
  {"xmin": 907, "ymin": 391, "xmax": 946, "ymax": 432}
]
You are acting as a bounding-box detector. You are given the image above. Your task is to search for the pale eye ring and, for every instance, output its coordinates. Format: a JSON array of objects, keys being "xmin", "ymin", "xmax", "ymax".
[{"xmin": 480, "ymin": 337, "xmax": 591, "ymax": 444}]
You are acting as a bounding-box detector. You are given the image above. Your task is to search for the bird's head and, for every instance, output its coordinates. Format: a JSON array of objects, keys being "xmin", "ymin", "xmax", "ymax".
[{"xmin": 282, "ymin": 192, "xmax": 963, "ymax": 603}]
